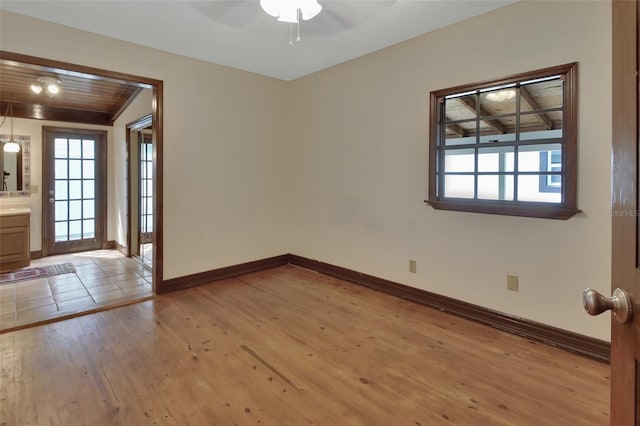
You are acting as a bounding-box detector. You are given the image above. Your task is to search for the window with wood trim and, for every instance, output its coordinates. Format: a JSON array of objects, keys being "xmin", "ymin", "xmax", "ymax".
[{"xmin": 427, "ymin": 63, "xmax": 579, "ymax": 219}]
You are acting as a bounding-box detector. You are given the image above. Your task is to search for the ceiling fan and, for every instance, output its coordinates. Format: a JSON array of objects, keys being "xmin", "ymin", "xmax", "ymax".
[{"xmin": 190, "ymin": 1, "xmax": 397, "ymax": 37}]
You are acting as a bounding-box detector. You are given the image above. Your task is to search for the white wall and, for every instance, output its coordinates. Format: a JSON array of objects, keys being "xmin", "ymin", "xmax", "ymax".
[
  {"xmin": 0, "ymin": 10, "xmax": 290, "ymax": 280},
  {"xmin": 285, "ymin": 0, "xmax": 612, "ymax": 340}
]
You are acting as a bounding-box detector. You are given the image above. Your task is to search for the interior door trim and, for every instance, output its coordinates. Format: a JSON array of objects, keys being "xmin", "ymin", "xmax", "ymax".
[
  {"xmin": 0, "ymin": 50, "xmax": 164, "ymax": 293},
  {"xmin": 126, "ymin": 114, "xmax": 152, "ymax": 259}
]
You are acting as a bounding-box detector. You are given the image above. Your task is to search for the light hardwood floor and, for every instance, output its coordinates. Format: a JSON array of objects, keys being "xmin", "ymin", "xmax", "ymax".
[{"xmin": 0, "ymin": 265, "xmax": 609, "ymax": 425}]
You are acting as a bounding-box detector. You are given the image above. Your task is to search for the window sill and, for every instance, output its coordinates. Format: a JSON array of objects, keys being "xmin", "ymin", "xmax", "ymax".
[{"xmin": 425, "ymin": 199, "xmax": 581, "ymax": 220}]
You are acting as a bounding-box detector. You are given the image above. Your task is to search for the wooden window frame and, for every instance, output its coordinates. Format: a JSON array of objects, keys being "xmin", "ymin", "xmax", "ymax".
[{"xmin": 426, "ymin": 63, "xmax": 579, "ymax": 220}]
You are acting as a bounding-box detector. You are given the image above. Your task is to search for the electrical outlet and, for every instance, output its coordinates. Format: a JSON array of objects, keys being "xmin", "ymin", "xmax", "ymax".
[
  {"xmin": 507, "ymin": 275, "xmax": 519, "ymax": 291},
  {"xmin": 409, "ymin": 260, "xmax": 417, "ymax": 273}
]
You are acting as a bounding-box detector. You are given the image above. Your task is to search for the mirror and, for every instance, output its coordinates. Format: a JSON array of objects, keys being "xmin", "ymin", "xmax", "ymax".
[{"xmin": 0, "ymin": 135, "xmax": 31, "ymax": 196}]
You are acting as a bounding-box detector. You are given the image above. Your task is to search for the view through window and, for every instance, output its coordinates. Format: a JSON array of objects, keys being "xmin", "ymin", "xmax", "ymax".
[{"xmin": 427, "ymin": 63, "xmax": 579, "ymax": 219}]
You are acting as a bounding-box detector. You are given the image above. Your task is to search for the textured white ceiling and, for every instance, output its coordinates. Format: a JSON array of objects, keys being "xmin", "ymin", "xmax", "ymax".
[{"xmin": 0, "ymin": 0, "xmax": 517, "ymax": 81}]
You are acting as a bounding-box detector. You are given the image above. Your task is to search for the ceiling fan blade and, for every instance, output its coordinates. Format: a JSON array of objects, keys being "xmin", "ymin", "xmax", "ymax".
[{"xmin": 191, "ymin": 1, "xmax": 260, "ymax": 28}]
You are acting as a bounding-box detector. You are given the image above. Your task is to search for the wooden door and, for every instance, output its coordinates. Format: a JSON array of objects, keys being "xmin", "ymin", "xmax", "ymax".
[
  {"xmin": 611, "ymin": 0, "xmax": 639, "ymax": 423},
  {"xmin": 43, "ymin": 127, "xmax": 107, "ymax": 256}
]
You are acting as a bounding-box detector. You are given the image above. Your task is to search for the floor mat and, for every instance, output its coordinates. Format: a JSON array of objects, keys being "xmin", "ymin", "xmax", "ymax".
[{"xmin": 0, "ymin": 263, "xmax": 76, "ymax": 284}]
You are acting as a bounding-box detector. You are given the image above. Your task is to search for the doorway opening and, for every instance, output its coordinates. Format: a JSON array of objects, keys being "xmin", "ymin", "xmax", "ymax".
[
  {"xmin": 0, "ymin": 51, "xmax": 164, "ymax": 297},
  {"xmin": 126, "ymin": 114, "xmax": 153, "ymax": 270}
]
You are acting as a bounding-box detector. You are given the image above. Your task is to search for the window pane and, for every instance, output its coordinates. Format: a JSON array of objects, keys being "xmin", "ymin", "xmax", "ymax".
[
  {"xmin": 146, "ymin": 180, "xmax": 153, "ymax": 196},
  {"xmin": 478, "ymin": 146, "xmax": 514, "ymax": 172},
  {"xmin": 445, "ymin": 127, "xmax": 475, "ymax": 146},
  {"xmin": 481, "ymin": 87, "xmax": 516, "ymax": 105},
  {"xmin": 69, "ymin": 180, "xmax": 82, "ymax": 199},
  {"xmin": 444, "ymin": 175, "xmax": 474, "ymax": 199},
  {"xmin": 83, "ymin": 180, "xmax": 95, "ymax": 199},
  {"xmin": 146, "ymin": 198, "xmax": 153, "ymax": 214},
  {"xmin": 146, "ymin": 162, "xmax": 153, "ymax": 178},
  {"xmin": 478, "ymin": 175, "xmax": 514, "ymax": 201},
  {"xmin": 69, "ymin": 160, "xmax": 81, "ymax": 179},
  {"xmin": 444, "ymin": 149, "xmax": 475, "ymax": 172},
  {"xmin": 69, "ymin": 200, "xmax": 82, "ymax": 220},
  {"xmin": 445, "ymin": 96, "xmax": 476, "ymax": 121},
  {"xmin": 55, "ymin": 201, "xmax": 68, "ymax": 221},
  {"xmin": 520, "ymin": 109, "xmax": 562, "ymax": 140},
  {"xmin": 55, "ymin": 138, "xmax": 68, "ymax": 158},
  {"xmin": 55, "ymin": 180, "xmax": 68, "ymax": 200},
  {"xmin": 479, "ymin": 127, "xmax": 516, "ymax": 144},
  {"xmin": 83, "ymin": 200, "xmax": 95, "ymax": 219},
  {"xmin": 517, "ymin": 175, "xmax": 562, "ymax": 203},
  {"xmin": 521, "ymin": 78, "xmax": 562, "ymax": 112},
  {"xmin": 55, "ymin": 222, "xmax": 68, "ymax": 242},
  {"xmin": 55, "ymin": 160, "xmax": 67, "ymax": 179},
  {"xmin": 82, "ymin": 139, "xmax": 95, "ymax": 159},
  {"xmin": 518, "ymin": 144, "xmax": 562, "ymax": 172},
  {"xmin": 83, "ymin": 160, "xmax": 95, "ymax": 179},
  {"xmin": 69, "ymin": 139, "xmax": 82, "ymax": 159},
  {"xmin": 69, "ymin": 220, "xmax": 82, "ymax": 240},
  {"xmin": 83, "ymin": 219, "xmax": 95, "ymax": 239}
]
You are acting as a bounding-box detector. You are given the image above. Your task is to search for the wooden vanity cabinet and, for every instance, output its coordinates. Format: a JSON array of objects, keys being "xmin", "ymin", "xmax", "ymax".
[{"xmin": 0, "ymin": 212, "xmax": 31, "ymax": 273}]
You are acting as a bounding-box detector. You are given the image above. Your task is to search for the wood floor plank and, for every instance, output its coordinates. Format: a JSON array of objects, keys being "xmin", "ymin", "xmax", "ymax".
[{"xmin": 0, "ymin": 265, "xmax": 609, "ymax": 425}]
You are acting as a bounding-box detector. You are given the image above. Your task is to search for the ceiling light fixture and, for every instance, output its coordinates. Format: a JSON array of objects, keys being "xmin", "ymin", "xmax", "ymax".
[
  {"xmin": 486, "ymin": 89, "xmax": 516, "ymax": 102},
  {"xmin": 31, "ymin": 76, "xmax": 62, "ymax": 97},
  {"xmin": 260, "ymin": 0, "xmax": 322, "ymax": 46},
  {"xmin": 1, "ymin": 104, "xmax": 21, "ymax": 153}
]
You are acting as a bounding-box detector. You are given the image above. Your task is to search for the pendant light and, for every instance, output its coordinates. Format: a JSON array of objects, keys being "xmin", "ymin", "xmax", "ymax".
[{"xmin": 2, "ymin": 104, "xmax": 20, "ymax": 153}]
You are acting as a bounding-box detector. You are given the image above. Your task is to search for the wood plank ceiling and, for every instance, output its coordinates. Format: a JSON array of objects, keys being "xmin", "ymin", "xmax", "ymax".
[
  {"xmin": 0, "ymin": 59, "xmax": 142, "ymax": 126},
  {"xmin": 444, "ymin": 79, "xmax": 563, "ymax": 138}
]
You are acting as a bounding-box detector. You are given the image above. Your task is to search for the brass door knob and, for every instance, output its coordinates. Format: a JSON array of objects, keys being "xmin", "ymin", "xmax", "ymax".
[{"xmin": 583, "ymin": 288, "xmax": 632, "ymax": 324}]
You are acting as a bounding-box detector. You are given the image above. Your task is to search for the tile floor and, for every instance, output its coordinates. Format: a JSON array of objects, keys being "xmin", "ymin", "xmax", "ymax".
[{"xmin": 0, "ymin": 250, "xmax": 153, "ymax": 332}]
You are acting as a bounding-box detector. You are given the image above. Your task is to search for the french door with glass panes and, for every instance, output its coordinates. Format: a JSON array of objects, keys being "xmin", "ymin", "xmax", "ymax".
[
  {"xmin": 43, "ymin": 128, "xmax": 107, "ymax": 255},
  {"xmin": 139, "ymin": 134, "xmax": 153, "ymax": 247}
]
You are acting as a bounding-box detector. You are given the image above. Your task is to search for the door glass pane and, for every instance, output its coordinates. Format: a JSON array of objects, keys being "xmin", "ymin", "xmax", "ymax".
[
  {"xmin": 69, "ymin": 200, "xmax": 82, "ymax": 220},
  {"xmin": 83, "ymin": 180, "xmax": 95, "ymax": 199},
  {"xmin": 69, "ymin": 220, "xmax": 82, "ymax": 240},
  {"xmin": 83, "ymin": 219, "xmax": 95, "ymax": 239},
  {"xmin": 55, "ymin": 160, "xmax": 68, "ymax": 179},
  {"xmin": 55, "ymin": 222, "xmax": 68, "ymax": 242},
  {"xmin": 55, "ymin": 201, "xmax": 68, "ymax": 221},
  {"xmin": 69, "ymin": 160, "xmax": 81, "ymax": 179},
  {"xmin": 69, "ymin": 181, "xmax": 81, "ymax": 199},
  {"xmin": 82, "ymin": 139, "xmax": 95, "ymax": 159},
  {"xmin": 83, "ymin": 160, "xmax": 95, "ymax": 179},
  {"xmin": 55, "ymin": 180, "xmax": 68, "ymax": 200},
  {"xmin": 69, "ymin": 139, "xmax": 82, "ymax": 158},
  {"xmin": 55, "ymin": 138, "xmax": 68, "ymax": 158},
  {"xmin": 83, "ymin": 200, "xmax": 95, "ymax": 219}
]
